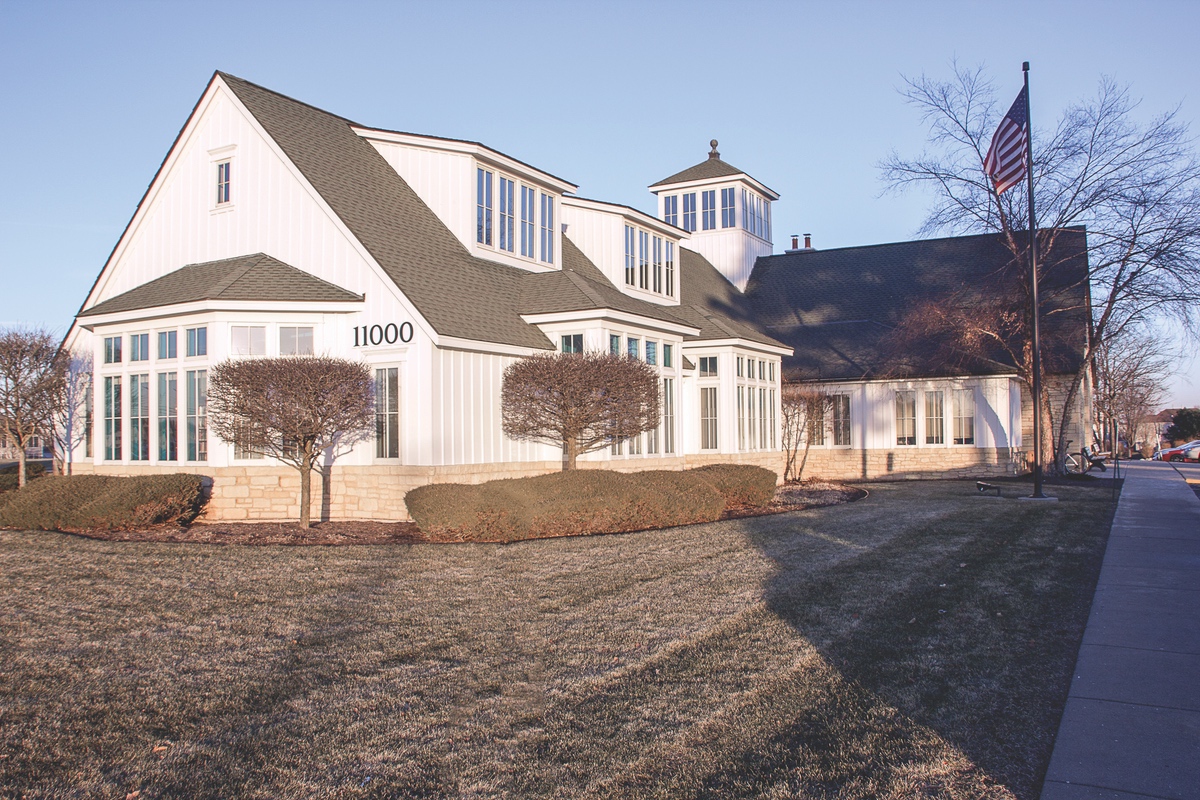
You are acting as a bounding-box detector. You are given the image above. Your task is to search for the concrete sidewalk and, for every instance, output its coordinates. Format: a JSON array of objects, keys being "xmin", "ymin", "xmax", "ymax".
[{"xmin": 1041, "ymin": 460, "xmax": 1200, "ymax": 800}]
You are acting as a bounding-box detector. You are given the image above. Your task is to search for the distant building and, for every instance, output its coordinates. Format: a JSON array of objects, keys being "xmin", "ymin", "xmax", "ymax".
[{"xmin": 64, "ymin": 72, "xmax": 1090, "ymax": 520}]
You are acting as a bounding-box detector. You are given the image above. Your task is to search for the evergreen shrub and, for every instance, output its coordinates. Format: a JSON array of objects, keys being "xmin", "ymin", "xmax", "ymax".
[
  {"xmin": 0, "ymin": 474, "xmax": 205, "ymax": 531},
  {"xmin": 692, "ymin": 464, "xmax": 779, "ymax": 507}
]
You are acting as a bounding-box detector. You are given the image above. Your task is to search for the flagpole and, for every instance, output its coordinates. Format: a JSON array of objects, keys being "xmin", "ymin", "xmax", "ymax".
[{"xmin": 1023, "ymin": 61, "xmax": 1046, "ymax": 499}]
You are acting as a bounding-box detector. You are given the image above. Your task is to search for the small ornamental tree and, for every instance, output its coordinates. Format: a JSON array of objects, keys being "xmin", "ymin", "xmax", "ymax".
[
  {"xmin": 502, "ymin": 351, "xmax": 660, "ymax": 470},
  {"xmin": 0, "ymin": 327, "xmax": 65, "ymax": 488},
  {"xmin": 781, "ymin": 385, "xmax": 834, "ymax": 482},
  {"xmin": 207, "ymin": 356, "xmax": 375, "ymax": 527},
  {"xmin": 1165, "ymin": 408, "xmax": 1200, "ymax": 444},
  {"xmin": 50, "ymin": 350, "xmax": 93, "ymax": 475}
]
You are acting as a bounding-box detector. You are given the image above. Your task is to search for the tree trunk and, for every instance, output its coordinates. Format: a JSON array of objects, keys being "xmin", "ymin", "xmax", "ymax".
[
  {"xmin": 299, "ymin": 461, "xmax": 312, "ymax": 528},
  {"xmin": 562, "ymin": 437, "xmax": 578, "ymax": 471},
  {"xmin": 15, "ymin": 445, "xmax": 26, "ymax": 489}
]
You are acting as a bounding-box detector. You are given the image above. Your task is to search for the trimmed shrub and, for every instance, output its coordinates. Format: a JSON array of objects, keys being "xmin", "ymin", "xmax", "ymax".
[
  {"xmin": 692, "ymin": 464, "xmax": 779, "ymax": 507},
  {"xmin": 0, "ymin": 474, "xmax": 206, "ymax": 531},
  {"xmin": 406, "ymin": 469, "xmax": 726, "ymax": 542},
  {"xmin": 0, "ymin": 461, "xmax": 48, "ymax": 494}
]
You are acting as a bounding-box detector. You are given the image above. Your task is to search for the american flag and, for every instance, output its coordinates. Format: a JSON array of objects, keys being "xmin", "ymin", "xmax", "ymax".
[{"xmin": 983, "ymin": 86, "xmax": 1029, "ymax": 195}]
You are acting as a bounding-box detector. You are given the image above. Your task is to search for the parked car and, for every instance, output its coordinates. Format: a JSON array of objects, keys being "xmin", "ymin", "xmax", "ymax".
[
  {"xmin": 1156, "ymin": 440, "xmax": 1200, "ymax": 461},
  {"xmin": 1176, "ymin": 444, "xmax": 1200, "ymax": 463}
]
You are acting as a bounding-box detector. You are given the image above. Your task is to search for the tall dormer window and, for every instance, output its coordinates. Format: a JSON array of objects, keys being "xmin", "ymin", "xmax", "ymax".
[
  {"xmin": 476, "ymin": 168, "xmax": 493, "ymax": 246},
  {"xmin": 539, "ymin": 193, "xmax": 555, "ymax": 264},
  {"xmin": 520, "ymin": 185, "xmax": 536, "ymax": 257},
  {"xmin": 741, "ymin": 189, "xmax": 771, "ymax": 240},
  {"xmin": 624, "ymin": 225, "xmax": 636, "ymax": 285},
  {"xmin": 499, "ymin": 177, "xmax": 515, "ymax": 252},
  {"xmin": 701, "ymin": 190, "xmax": 716, "ymax": 231},
  {"xmin": 663, "ymin": 195, "xmax": 678, "ymax": 227},
  {"xmin": 665, "ymin": 242, "xmax": 675, "ymax": 297},
  {"xmin": 216, "ymin": 161, "xmax": 231, "ymax": 205}
]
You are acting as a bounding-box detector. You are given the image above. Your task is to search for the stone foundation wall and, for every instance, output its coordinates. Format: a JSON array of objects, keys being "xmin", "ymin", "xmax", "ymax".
[
  {"xmin": 77, "ymin": 450, "xmax": 787, "ymax": 523},
  {"xmin": 789, "ymin": 447, "xmax": 1023, "ymax": 482}
]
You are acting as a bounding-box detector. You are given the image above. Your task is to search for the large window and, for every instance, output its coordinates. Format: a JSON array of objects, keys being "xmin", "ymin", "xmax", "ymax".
[
  {"xmin": 682, "ymin": 192, "xmax": 697, "ymax": 232},
  {"xmin": 768, "ymin": 388, "xmax": 776, "ymax": 448},
  {"xmin": 953, "ymin": 389, "xmax": 976, "ymax": 445},
  {"xmin": 699, "ymin": 356, "xmax": 717, "ymax": 377},
  {"xmin": 231, "ymin": 326, "xmax": 266, "ymax": 356},
  {"xmin": 742, "ymin": 189, "xmax": 771, "ymax": 240},
  {"xmin": 104, "ymin": 376, "xmax": 121, "ymax": 461},
  {"xmin": 186, "ymin": 327, "xmax": 207, "ymax": 357},
  {"xmin": 662, "ymin": 378, "xmax": 675, "ymax": 454},
  {"xmin": 280, "ymin": 326, "xmax": 314, "ymax": 356},
  {"xmin": 499, "ymin": 177, "xmax": 515, "ymax": 253},
  {"xmin": 895, "ymin": 390, "xmax": 916, "ymax": 446},
  {"xmin": 721, "ymin": 187, "xmax": 735, "ymax": 228},
  {"xmin": 540, "ymin": 193, "xmax": 555, "ymax": 264},
  {"xmin": 476, "ymin": 168, "xmax": 493, "ymax": 246},
  {"xmin": 186, "ymin": 369, "xmax": 207, "ymax": 462},
  {"xmin": 700, "ymin": 387, "xmax": 718, "ymax": 450},
  {"xmin": 561, "ymin": 334, "xmax": 583, "ymax": 354},
  {"xmin": 158, "ymin": 372, "xmax": 177, "ymax": 462},
  {"xmin": 130, "ymin": 333, "xmax": 150, "ymax": 362},
  {"xmin": 158, "ymin": 330, "xmax": 177, "ymax": 360},
  {"xmin": 375, "ymin": 367, "xmax": 399, "ymax": 459},
  {"xmin": 520, "ymin": 185, "xmax": 536, "ymax": 258},
  {"xmin": 624, "ymin": 225, "xmax": 636, "ymax": 285},
  {"xmin": 925, "ymin": 391, "xmax": 945, "ymax": 445},
  {"xmin": 663, "ymin": 195, "xmax": 678, "ymax": 227},
  {"xmin": 104, "ymin": 336, "xmax": 121, "ymax": 364},
  {"xmin": 701, "ymin": 189, "xmax": 716, "ymax": 230},
  {"xmin": 129, "ymin": 373, "xmax": 149, "ymax": 461},
  {"xmin": 832, "ymin": 394, "xmax": 851, "ymax": 446}
]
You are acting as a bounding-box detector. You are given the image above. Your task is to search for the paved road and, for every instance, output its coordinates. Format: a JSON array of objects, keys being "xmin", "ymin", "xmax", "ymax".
[{"xmin": 1041, "ymin": 460, "xmax": 1200, "ymax": 800}]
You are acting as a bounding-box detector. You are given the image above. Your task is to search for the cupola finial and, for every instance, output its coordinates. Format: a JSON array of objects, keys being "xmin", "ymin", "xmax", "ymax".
[{"xmin": 709, "ymin": 139, "xmax": 720, "ymax": 159}]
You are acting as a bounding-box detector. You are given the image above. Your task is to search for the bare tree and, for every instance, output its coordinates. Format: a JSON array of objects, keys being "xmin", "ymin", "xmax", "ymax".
[
  {"xmin": 502, "ymin": 352, "xmax": 660, "ymax": 471},
  {"xmin": 1093, "ymin": 332, "xmax": 1171, "ymax": 456},
  {"xmin": 50, "ymin": 350, "xmax": 93, "ymax": 475},
  {"xmin": 0, "ymin": 327, "xmax": 64, "ymax": 488},
  {"xmin": 781, "ymin": 385, "xmax": 834, "ymax": 482},
  {"xmin": 882, "ymin": 64, "xmax": 1200, "ymax": 472},
  {"xmin": 207, "ymin": 356, "xmax": 375, "ymax": 528}
]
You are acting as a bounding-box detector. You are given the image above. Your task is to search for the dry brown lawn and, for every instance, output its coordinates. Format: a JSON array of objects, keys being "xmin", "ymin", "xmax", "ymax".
[{"xmin": 0, "ymin": 479, "xmax": 1114, "ymax": 799}]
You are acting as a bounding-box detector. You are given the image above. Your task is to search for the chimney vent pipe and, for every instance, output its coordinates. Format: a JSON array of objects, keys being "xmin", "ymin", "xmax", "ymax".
[{"xmin": 804, "ymin": 233, "xmax": 812, "ymax": 249}]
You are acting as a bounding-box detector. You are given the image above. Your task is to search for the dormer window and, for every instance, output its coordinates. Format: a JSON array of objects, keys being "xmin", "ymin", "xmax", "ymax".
[
  {"xmin": 499, "ymin": 177, "xmax": 515, "ymax": 252},
  {"xmin": 742, "ymin": 188, "xmax": 771, "ymax": 240},
  {"xmin": 623, "ymin": 224, "xmax": 673, "ymax": 298},
  {"xmin": 682, "ymin": 193, "xmax": 697, "ymax": 232},
  {"xmin": 520, "ymin": 186, "xmax": 536, "ymax": 257},
  {"xmin": 540, "ymin": 193, "xmax": 555, "ymax": 264},
  {"xmin": 216, "ymin": 160, "xmax": 231, "ymax": 205},
  {"xmin": 701, "ymin": 190, "xmax": 716, "ymax": 231},
  {"xmin": 721, "ymin": 188, "xmax": 736, "ymax": 228},
  {"xmin": 476, "ymin": 168, "xmax": 493, "ymax": 245}
]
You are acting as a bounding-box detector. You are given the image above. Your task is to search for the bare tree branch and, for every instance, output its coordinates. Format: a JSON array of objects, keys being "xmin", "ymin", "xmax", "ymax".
[{"xmin": 0, "ymin": 327, "xmax": 64, "ymax": 488}]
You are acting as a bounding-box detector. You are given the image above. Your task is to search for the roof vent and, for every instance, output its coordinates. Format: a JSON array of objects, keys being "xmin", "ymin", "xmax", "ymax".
[{"xmin": 708, "ymin": 139, "xmax": 720, "ymax": 160}]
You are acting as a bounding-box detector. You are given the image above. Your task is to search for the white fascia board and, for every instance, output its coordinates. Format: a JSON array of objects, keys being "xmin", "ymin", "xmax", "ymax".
[
  {"xmin": 78, "ymin": 299, "xmax": 364, "ymax": 330},
  {"xmin": 796, "ymin": 372, "xmax": 1019, "ymax": 389},
  {"xmin": 650, "ymin": 173, "xmax": 780, "ymax": 201},
  {"xmin": 353, "ymin": 127, "xmax": 577, "ymax": 195},
  {"xmin": 682, "ymin": 338, "xmax": 793, "ymax": 357},
  {"xmin": 521, "ymin": 308, "xmax": 700, "ymax": 337},
  {"xmin": 436, "ymin": 336, "xmax": 554, "ymax": 357},
  {"xmin": 561, "ymin": 196, "xmax": 687, "ymax": 240}
]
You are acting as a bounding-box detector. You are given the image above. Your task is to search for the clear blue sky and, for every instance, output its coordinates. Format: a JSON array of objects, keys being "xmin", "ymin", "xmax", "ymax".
[{"xmin": 3, "ymin": 0, "xmax": 1198, "ymax": 407}]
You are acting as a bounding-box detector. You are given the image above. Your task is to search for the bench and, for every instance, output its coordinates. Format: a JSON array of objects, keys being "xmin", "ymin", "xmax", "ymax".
[{"xmin": 976, "ymin": 481, "xmax": 1003, "ymax": 497}]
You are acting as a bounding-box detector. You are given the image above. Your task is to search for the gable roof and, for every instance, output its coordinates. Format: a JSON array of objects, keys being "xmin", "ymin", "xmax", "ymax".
[
  {"xmin": 78, "ymin": 253, "xmax": 362, "ymax": 317},
  {"xmin": 743, "ymin": 228, "xmax": 1090, "ymax": 381},
  {"xmin": 217, "ymin": 72, "xmax": 555, "ymax": 351}
]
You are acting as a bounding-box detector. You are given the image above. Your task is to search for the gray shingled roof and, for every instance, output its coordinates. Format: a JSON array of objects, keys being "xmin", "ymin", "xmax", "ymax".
[
  {"xmin": 219, "ymin": 73, "xmax": 555, "ymax": 351},
  {"xmin": 78, "ymin": 253, "xmax": 362, "ymax": 317},
  {"xmin": 743, "ymin": 229, "xmax": 1090, "ymax": 381},
  {"xmin": 677, "ymin": 249, "xmax": 788, "ymax": 348},
  {"xmin": 650, "ymin": 155, "xmax": 746, "ymax": 188}
]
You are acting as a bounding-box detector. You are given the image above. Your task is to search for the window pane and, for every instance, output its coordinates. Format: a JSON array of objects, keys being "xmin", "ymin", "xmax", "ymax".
[{"xmin": 609, "ymin": 334, "xmax": 620, "ymax": 355}]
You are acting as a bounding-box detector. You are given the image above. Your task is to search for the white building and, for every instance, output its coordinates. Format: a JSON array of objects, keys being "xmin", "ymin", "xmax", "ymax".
[{"xmin": 65, "ymin": 72, "xmax": 1088, "ymax": 521}]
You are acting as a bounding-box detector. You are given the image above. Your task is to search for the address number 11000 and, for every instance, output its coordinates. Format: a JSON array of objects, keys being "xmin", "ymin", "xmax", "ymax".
[{"xmin": 353, "ymin": 323, "xmax": 413, "ymax": 347}]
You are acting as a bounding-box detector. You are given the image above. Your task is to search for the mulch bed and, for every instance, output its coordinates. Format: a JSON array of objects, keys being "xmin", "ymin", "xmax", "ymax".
[{"xmin": 56, "ymin": 481, "xmax": 867, "ymax": 546}]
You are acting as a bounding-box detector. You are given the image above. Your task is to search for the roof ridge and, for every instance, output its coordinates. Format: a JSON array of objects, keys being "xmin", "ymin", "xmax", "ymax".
[
  {"xmin": 563, "ymin": 270, "xmax": 608, "ymax": 307},
  {"xmin": 208, "ymin": 254, "xmax": 263, "ymax": 298},
  {"xmin": 217, "ymin": 71, "xmax": 362, "ymax": 127}
]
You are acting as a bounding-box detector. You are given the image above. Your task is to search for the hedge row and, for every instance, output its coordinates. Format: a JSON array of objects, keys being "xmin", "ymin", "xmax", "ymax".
[
  {"xmin": 406, "ymin": 464, "xmax": 777, "ymax": 543},
  {"xmin": 0, "ymin": 474, "xmax": 206, "ymax": 531}
]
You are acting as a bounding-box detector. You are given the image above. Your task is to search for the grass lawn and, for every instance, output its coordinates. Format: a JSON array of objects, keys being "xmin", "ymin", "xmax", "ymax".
[{"xmin": 0, "ymin": 479, "xmax": 1115, "ymax": 799}]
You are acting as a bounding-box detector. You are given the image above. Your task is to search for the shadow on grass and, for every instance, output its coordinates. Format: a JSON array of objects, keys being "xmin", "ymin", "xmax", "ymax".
[{"xmin": 738, "ymin": 479, "xmax": 1116, "ymax": 799}]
